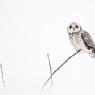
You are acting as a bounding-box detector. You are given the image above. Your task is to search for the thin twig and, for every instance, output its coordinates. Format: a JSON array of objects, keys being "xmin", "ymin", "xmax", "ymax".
[
  {"xmin": 47, "ymin": 53, "xmax": 53, "ymax": 86},
  {"xmin": 42, "ymin": 49, "xmax": 81, "ymax": 89},
  {"xmin": 0, "ymin": 64, "xmax": 5, "ymax": 88}
]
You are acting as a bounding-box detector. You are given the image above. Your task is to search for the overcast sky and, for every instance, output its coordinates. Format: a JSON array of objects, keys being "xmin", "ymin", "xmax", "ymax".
[{"xmin": 0, "ymin": 0, "xmax": 95, "ymax": 95}]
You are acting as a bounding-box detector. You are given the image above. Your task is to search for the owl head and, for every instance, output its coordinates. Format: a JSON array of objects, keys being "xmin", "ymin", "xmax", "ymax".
[{"xmin": 67, "ymin": 22, "xmax": 82, "ymax": 34}]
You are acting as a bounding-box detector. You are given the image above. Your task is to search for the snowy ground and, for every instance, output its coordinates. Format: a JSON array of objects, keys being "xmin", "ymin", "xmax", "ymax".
[{"xmin": 0, "ymin": 0, "xmax": 95, "ymax": 95}]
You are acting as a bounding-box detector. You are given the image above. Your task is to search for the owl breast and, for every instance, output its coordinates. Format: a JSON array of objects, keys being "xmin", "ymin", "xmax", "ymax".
[{"xmin": 69, "ymin": 33, "xmax": 88, "ymax": 52}]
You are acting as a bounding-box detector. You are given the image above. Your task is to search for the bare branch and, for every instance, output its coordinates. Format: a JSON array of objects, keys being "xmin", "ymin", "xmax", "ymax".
[
  {"xmin": 47, "ymin": 53, "xmax": 53, "ymax": 86},
  {"xmin": 0, "ymin": 64, "xmax": 5, "ymax": 88},
  {"xmin": 42, "ymin": 49, "xmax": 81, "ymax": 89}
]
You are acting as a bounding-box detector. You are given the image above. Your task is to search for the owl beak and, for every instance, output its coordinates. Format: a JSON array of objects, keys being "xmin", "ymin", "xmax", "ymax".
[{"xmin": 73, "ymin": 28, "xmax": 75, "ymax": 31}]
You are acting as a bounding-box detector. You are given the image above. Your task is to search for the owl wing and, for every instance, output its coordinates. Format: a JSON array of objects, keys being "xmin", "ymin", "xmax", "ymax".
[{"xmin": 81, "ymin": 31, "xmax": 95, "ymax": 50}]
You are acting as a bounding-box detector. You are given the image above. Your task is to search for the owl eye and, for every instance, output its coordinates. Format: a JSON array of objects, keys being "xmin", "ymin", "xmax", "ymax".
[
  {"xmin": 69, "ymin": 25, "xmax": 72, "ymax": 29},
  {"xmin": 75, "ymin": 25, "xmax": 78, "ymax": 28}
]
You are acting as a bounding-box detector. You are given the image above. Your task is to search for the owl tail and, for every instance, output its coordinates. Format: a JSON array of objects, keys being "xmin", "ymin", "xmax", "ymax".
[{"xmin": 89, "ymin": 47, "xmax": 95, "ymax": 58}]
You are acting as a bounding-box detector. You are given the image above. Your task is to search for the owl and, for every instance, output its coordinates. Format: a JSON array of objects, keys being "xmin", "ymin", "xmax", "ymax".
[{"xmin": 67, "ymin": 22, "xmax": 95, "ymax": 58}]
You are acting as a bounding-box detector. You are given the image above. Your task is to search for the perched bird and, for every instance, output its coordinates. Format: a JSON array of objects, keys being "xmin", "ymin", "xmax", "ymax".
[
  {"xmin": 42, "ymin": 22, "xmax": 95, "ymax": 89},
  {"xmin": 67, "ymin": 22, "xmax": 95, "ymax": 58}
]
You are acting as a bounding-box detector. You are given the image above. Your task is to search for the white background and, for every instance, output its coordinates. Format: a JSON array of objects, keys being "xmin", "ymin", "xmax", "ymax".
[{"xmin": 0, "ymin": 0, "xmax": 95, "ymax": 95}]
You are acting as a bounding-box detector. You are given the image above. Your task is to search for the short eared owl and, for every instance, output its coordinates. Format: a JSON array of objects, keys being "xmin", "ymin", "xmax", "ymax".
[{"xmin": 67, "ymin": 22, "xmax": 95, "ymax": 58}]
